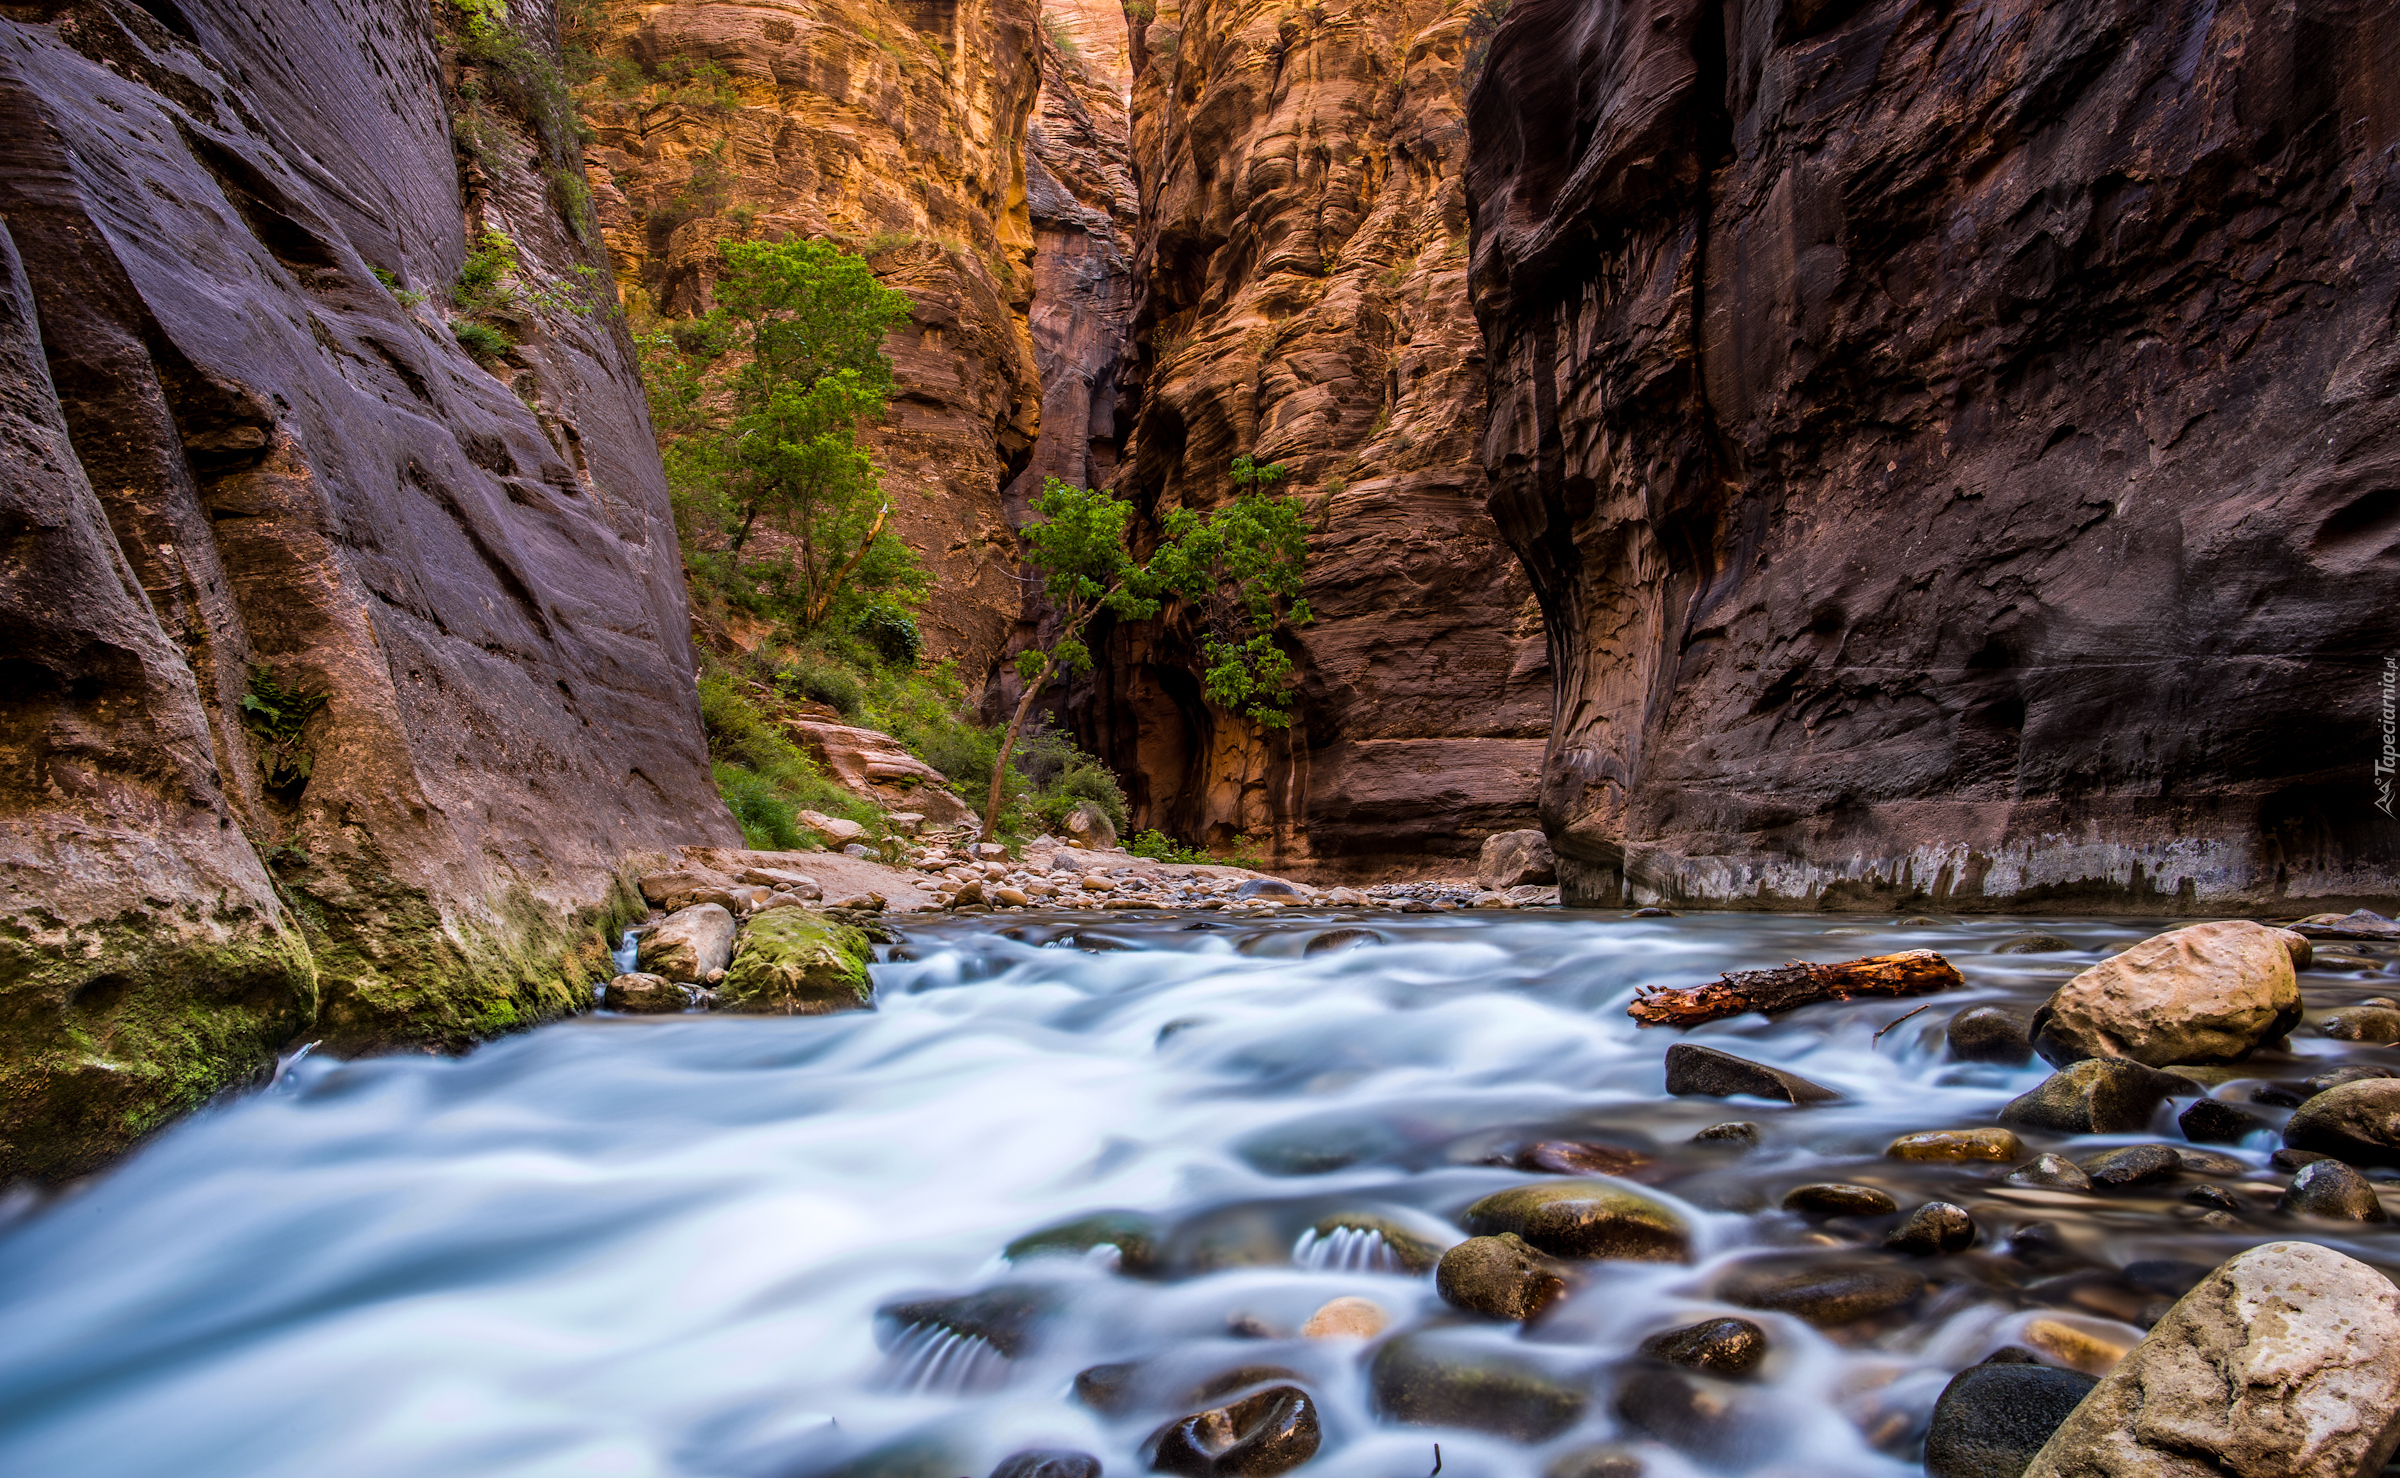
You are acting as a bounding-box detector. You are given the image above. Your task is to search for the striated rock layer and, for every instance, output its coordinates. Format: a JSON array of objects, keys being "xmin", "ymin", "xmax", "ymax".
[
  {"xmin": 1074, "ymin": 0, "xmax": 1546, "ymax": 875},
  {"xmin": 0, "ymin": 0, "xmax": 733, "ymax": 1179},
  {"xmin": 1469, "ymin": 0, "xmax": 2400, "ymax": 910},
  {"xmin": 571, "ymin": 0, "xmax": 1046, "ymax": 679}
]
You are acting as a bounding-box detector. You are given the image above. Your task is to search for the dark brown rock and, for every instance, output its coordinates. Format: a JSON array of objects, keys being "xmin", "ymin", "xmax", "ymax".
[
  {"xmin": 1721, "ymin": 1262, "xmax": 1925, "ymax": 1327},
  {"xmin": 1886, "ymin": 1203, "xmax": 1976, "ymax": 1256},
  {"xmin": 2306, "ymin": 1065, "xmax": 2400, "ymax": 1095},
  {"xmin": 1924, "ymin": 1362, "xmax": 2098, "ymax": 1478},
  {"xmin": 1638, "ymin": 1317, "xmax": 1768, "ymax": 1378},
  {"xmin": 990, "ymin": 1452, "xmax": 1101, "ymax": 1478},
  {"xmin": 1663, "ymin": 1043, "xmax": 1838, "ymax": 1104},
  {"xmin": 2278, "ymin": 1160, "xmax": 2389, "ymax": 1222},
  {"xmin": 1947, "ymin": 1007, "xmax": 2033, "ymax": 1065},
  {"xmin": 2079, "ymin": 1146, "xmax": 2182, "ymax": 1190},
  {"xmin": 1691, "ymin": 1121, "xmax": 1759, "ymax": 1148},
  {"xmin": 1998, "ymin": 1060, "xmax": 2196, "ymax": 1135},
  {"xmin": 0, "ymin": 0, "xmax": 732, "ymax": 1179},
  {"xmin": 1150, "ymin": 1384, "xmax": 1319, "ymax": 1478},
  {"xmin": 1436, "ymin": 1233, "xmax": 1569, "ymax": 1322},
  {"xmin": 1612, "ymin": 1366, "xmax": 1747, "ymax": 1462},
  {"xmin": 602, "ymin": 974, "xmax": 687, "ymax": 1014},
  {"xmin": 2005, "ymin": 1155, "xmax": 2093, "ymax": 1192},
  {"xmin": 2318, "ymin": 1008, "xmax": 2400, "ymax": 1044},
  {"xmin": 1781, "ymin": 1183, "xmax": 1899, "ymax": 1218},
  {"xmin": 1460, "ymin": 1180, "xmax": 1690, "ymax": 1261},
  {"xmin": 1465, "ymin": 0, "xmax": 2400, "ymax": 911},
  {"xmin": 1369, "ymin": 1334, "xmax": 1589, "ymax": 1441},
  {"xmin": 2283, "ymin": 1079, "xmax": 2400, "ymax": 1168},
  {"xmin": 2180, "ymin": 1097, "xmax": 2269, "ymax": 1144},
  {"xmin": 1517, "ymin": 1139, "xmax": 1655, "ymax": 1177},
  {"xmin": 1993, "ymin": 935, "xmax": 2074, "ymax": 956}
]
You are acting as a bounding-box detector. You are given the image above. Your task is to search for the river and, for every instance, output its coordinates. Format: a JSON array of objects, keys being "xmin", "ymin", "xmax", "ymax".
[{"xmin": 0, "ymin": 910, "xmax": 2385, "ymax": 1478}]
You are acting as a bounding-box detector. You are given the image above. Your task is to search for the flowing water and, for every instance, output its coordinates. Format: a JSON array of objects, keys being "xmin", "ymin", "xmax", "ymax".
[{"xmin": 0, "ymin": 910, "xmax": 2391, "ymax": 1478}]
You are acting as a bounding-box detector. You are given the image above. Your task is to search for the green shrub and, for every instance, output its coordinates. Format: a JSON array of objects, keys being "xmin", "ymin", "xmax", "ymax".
[
  {"xmin": 854, "ymin": 602, "xmax": 923, "ymax": 667},
  {"xmin": 776, "ymin": 654, "xmax": 864, "ymax": 717},
  {"xmin": 1128, "ymin": 829, "xmax": 1204, "ymax": 863},
  {"xmin": 715, "ymin": 761, "xmax": 803, "ymax": 849},
  {"xmin": 1014, "ymin": 724, "xmax": 1128, "ymax": 832},
  {"xmin": 453, "ymin": 319, "xmax": 512, "ymax": 362}
]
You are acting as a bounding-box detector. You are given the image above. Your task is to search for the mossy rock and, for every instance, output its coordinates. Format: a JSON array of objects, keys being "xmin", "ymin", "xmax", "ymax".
[
  {"xmin": 1461, "ymin": 1179, "xmax": 1690, "ymax": 1261},
  {"xmin": 717, "ymin": 908, "xmax": 872, "ymax": 1014}
]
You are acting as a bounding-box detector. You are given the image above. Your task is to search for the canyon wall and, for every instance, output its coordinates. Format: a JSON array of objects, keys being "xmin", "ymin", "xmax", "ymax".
[
  {"xmin": 0, "ymin": 0, "xmax": 732, "ymax": 1179},
  {"xmin": 1085, "ymin": 0, "xmax": 1547, "ymax": 874},
  {"xmin": 571, "ymin": 0, "xmax": 1046, "ymax": 678},
  {"xmin": 1470, "ymin": 0, "xmax": 2400, "ymax": 910}
]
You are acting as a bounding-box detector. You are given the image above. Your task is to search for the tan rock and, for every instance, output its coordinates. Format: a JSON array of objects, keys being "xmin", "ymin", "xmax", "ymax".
[
  {"xmin": 1478, "ymin": 829, "xmax": 1558, "ymax": 890},
  {"xmin": 736, "ymin": 866, "xmax": 821, "ymax": 898},
  {"xmin": 1300, "ymin": 1295, "xmax": 1389, "ymax": 1339},
  {"xmin": 1886, "ymin": 1127, "xmax": 2024, "ymax": 1162},
  {"xmin": 795, "ymin": 810, "xmax": 866, "ymax": 845},
  {"xmin": 602, "ymin": 974, "xmax": 687, "ymax": 1014},
  {"xmin": 993, "ymin": 886, "xmax": 1031, "ymax": 906},
  {"xmin": 2020, "ymin": 1317, "xmax": 2135, "ymax": 1376},
  {"xmin": 636, "ymin": 904, "xmax": 737, "ymax": 982},
  {"xmin": 2023, "ymin": 1242, "xmax": 2400, "ymax": 1478},
  {"xmin": 2031, "ymin": 920, "xmax": 2301, "ymax": 1067}
]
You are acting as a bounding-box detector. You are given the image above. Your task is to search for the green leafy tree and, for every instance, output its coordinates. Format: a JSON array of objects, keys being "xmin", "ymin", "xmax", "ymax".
[
  {"xmin": 668, "ymin": 238, "xmax": 918, "ymax": 626},
  {"xmin": 1149, "ymin": 454, "xmax": 1315, "ymax": 727},
  {"xmin": 982, "ymin": 479, "xmax": 1163, "ymax": 837}
]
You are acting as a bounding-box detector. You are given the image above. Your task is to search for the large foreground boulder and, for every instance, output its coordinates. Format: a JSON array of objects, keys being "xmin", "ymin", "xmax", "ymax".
[
  {"xmin": 2023, "ymin": 1242, "xmax": 2400, "ymax": 1478},
  {"xmin": 716, "ymin": 909, "xmax": 873, "ymax": 1015},
  {"xmin": 636, "ymin": 904, "xmax": 737, "ymax": 983},
  {"xmin": 2030, "ymin": 921, "xmax": 2301, "ymax": 1067},
  {"xmin": 1999, "ymin": 1059, "xmax": 2196, "ymax": 1135},
  {"xmin": 1477, "ymin": 830, "xmax": 1557, "ymax": 891},
  {"xmin": 2282, "ymin": 1078, "xmax": 2400, "ymax": 1168}
]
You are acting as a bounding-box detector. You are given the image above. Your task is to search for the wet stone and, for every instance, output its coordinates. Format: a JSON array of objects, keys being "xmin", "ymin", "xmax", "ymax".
[
  {"xmin": 1299, "ymin": 1295, "xmax": 1387, "ymax": 1339},
  {"xmin": 1998, "ymin": 1059, "xmax": 2197, "ymax": 1135},
  {"xmin": 1948, "ymin": 1007, "xmax": 2036, "ymax": 1065},
  {"xmin": 1517, "ymin": 1139, "xmax": 1655, "ymax": 1177},
  {"xmin": 1923, "ymin": 1361, "xmax": 2099, "ymax": 1478},
  {"xmin": 1993, "ymin": 934, "xmax": 2075, "ymax": 954},
  {"xmin": 1370, "ymin": 1334, "xmax": 1589, "ymax": 1441},
  {"xmin": 2179, "ymin": 1096, "xmax": 2269, "ymax": 1144},
  {"xmin": 2283, "ymin": 1078, "xmax": 2400, "ymax": 1166},
  {"xmin": 1721, "ymin": 1262, "xmax": 1926, "ymax": 1326},
  {"xmin": 2185, "ymin": 1184, "xmax": 2241, "ymax": 1212},
  {"xmin": 1073, "ymin": 1361, "xmax": 1139, "ymax": 1413},
  {"xmin": 1303, "ymin": 1213, "xmax": 1442, "ymax": 1274},
  {"xmin": 2304, "ymin": 1064, "xmax": 2398, "ymax": 1094},
  {"xmin": 1005, "ymin": 1211, "xmax": 1160, "ymax": 1276},
  {"xmin": 1781, "ymin": 1182, "xmax": 1900, "ymax": 1217},
  {"xmin": 2007, "ymin": 1222, "xmax": 2078, "ymax": 1266},
  {"xmin": 2122, "ymin": 1259, "xmax": 2211, "ymax": 1298},
  {"xmin": 2272, "ymin": 1147, "xmax": 2333, "ymax": 1171},
  {"xmin": 877, "ymin": 1286, "xmax": 1052, "ymax": 1357},
  {"xmin": 2169, "ymin": 1146, "xmax": 2248, "ymax": 1176},
  {"xmin": 1150, "ymin": 1384, "xmax": 1320, "ymax": 1477},
  {"xmin": 1613, "ymin": 1366, "xmax": 1746, "ymax": 1461},
  {"xmin": 601, "ymin": 972, "xmax": 685, "ymax": 1013},
  {"xmin": 989, "ymin": 1451, "xmax": 1101, "ymax": 1478},
  {"xmin": 1638, "ymin": 1316, "xmax": 1768, "ymax": 1378},
  {"xmin": 1436, "ymin": 1233, "xmax": 1568, "ymax": 1322},
  {"xmin": 2278, "ymin": 1159, "xmax": 2389, "ymax": 1221},
  {"xmin": 1544, "ymin": 1447, "xmax": 1644, "ymax": 1478},
  {"xmin": 2080, "ymin": 1145, "xmax": 2182, "ymax": 1189},
  {"xmin": 1692, "ymin": 1121, "xmax": 1760, "ymax": 1148},
  {"xmin": 1461, "ymin": 1180, "xmax": 1690, "ymax": 1261},
  {"xmin": 2318, "ymin": 1007, "xmax": 2400, "ymax": 1042},
  {"xmin": 1889, "ymin": 1127, "xmax": 2024, "ymax": 1162},
  {"xmin": 1886, "ymin": 1202, "xmax": 1976, "ymax": 1255},
  {"xmin": 1301, "ymin": 928, "xmax": 1377, "ymax": 956},
  {"xmin": 1664, "ymin": 1043, "xmax": 1839, "ymax": 1104}
]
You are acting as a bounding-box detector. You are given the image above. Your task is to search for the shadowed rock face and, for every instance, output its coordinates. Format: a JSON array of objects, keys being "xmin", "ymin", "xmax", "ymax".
[
  {"xmin": 1467, "ymin": 0, "xmax": 2400, "ymax": 910},
  {"xmin": 0, "ymin": 0, "xmax": 733, "ymax": 1178},
  {"xmin": 1074, "ymin": 0, "xmax": 1548, "ymax": 877},
  {"xmin": 573, "ymin": 0, "xmax": 1046, "ymax": 680}
]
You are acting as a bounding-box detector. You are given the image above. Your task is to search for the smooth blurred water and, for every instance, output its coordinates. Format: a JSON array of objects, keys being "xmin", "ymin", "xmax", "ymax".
[{"xmin": 0, "ymin": 910, "xmax": 2386, "ymax": 1478}]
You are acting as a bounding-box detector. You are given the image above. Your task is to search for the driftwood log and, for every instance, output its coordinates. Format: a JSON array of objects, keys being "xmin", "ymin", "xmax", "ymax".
[{"xmin": 1628, "ymin": 950, "xmax": 1964, "ymax": 1027}]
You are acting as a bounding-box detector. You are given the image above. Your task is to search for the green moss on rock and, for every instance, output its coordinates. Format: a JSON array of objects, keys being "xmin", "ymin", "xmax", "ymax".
[{"xmin": 717, "ymin": 908, "xmax": 873, "ymax": 1014}]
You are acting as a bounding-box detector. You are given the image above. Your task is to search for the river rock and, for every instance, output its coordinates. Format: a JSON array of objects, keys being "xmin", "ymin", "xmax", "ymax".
[
  {"xmin": 1782, "ymin": 1183, "xmax": 1900, "ymax": 1217},
  {"xmin": 1639, "ymin": 1317, "xmax": 1768, "ymax": 1378},
  {"xmin": 1722, "ymin": 1262, "xmax": 1925, "ymax": 1327},
  {"xmin": 1477, "ymin": 829, "xmax": 1557, "ymax": 890},
  {"xmin": 1948, "ymin": 1007, "xmax": 2035, "ymax": 1064},
  {"xmin": 636, "ymin": 903, "xmax": 737, "ymax": 982},
  {"xmin": 2021, "ymin": 1242, "xmax": 2400, "ymax": 1478},
  {"xmin": 1304, "ymin": 1212, "xmax": 1442, "ymax": 1274},
  {"xmin": 2006, "ymin": 1154, "xmax": 2094, "ymax": 1190},
  {"xmin": 2080, "ymin": 1145, "xmax": 2181, "ymax": 1189},
  {"xmin": 2318, "ymin": 1007, "xmax": 2400, "ymax": 1043},
  {"xmin": 1692, "ymin": 1121, "xmax": 1760, "ymax": 1148},
  {"xmin": 2282, "ymin": 1078, "xmax": 2400, "ymax": 1167},
  {"xmin": 2306, "ymin": 1065, "xmax": 2399, "ymax": 1094},
  {"xmin": 1369, "ymin": 1334, "xmax": 1589, "ymax": 1440},
  {"xmin": 1150, "ymin": 1383, "xmax": 1319, "ymax": 1477},
  {"xmin": 2306, "ymin": 951, "xmax": 2381, "ymax": 973},
  {"xmin": 1060, "ymin": 801, "xmax": 1115, "ymax": 850},
  {"xmin": 638, "ymin": 869, "xmax": 736, "ymax": 911},
  {"xmin": 794, "ymin": 810, "xmax": 866, "ymax": 845},
  {"xmin": 1886, "ymin": 1202, "xmax": 1976, "ymax": 1255},
  {"xmin": 715, "ymin": 909, "xmax": 873, "ymax": 1015},
  {"xmin": 988, "ymin": 1452, "xmax": 1100, "ymax": 1478},
  {"xmin": 1890, "ymin": 1127, "xmax": 2024, "ymax": 1162},
  {"xmin": 879, "ymin": 1286, "xmax": 1052, "ymax": 1357},
  {"xmin": 1663, "ymin": 1043, "xmax": 1839, "ymax": 1104},
  {"xmin": 1925, "ymin": 1361, "xmax": 2099, "ymax": 1478},
  {"xmin": 1299, "ymin": 1295, "xmax": 1387, "ymax": 1339},
  {"xmin": 2278, "ymin": 1160, "xmax": 2389, "ymax": 1222},
  {"xmin": 2293, "ymin": 910, "xmax": 2400, "ymax": 941},
  {"xmin": 1005, "ymin": 1211, "xmax": 1161, "ymax": 1276},
  {"xmin": 2170, "ymin": 1147, "xmax": 2248, "ymax": 1177},
  {"xmin": 1436, "ymin": 1234, "xmax": 1568, "ymax": 1321},
  {"xmin": 601, "ymin": 973, "xmax": 685, "ymax": 1013},
  {"xmin": 1233, "ymin": 878, "xmax": 1307, "ymax": 901},
  {"xmin": 1462, "ymin": 1181, "xmax": 1690, "ymax": 1261},
  {"xmin": 736, "ymin": 866, "xmax": 821, "ymax": 897},
  {"xmin": 1301, "ymin": 927, "xmax": 1377, "ymax": 956},
  {"xmin": 1518, "ymin": 1139, "xmax": 1655, "ymax": 1177},
  {"xmin": 2030, "ymin": 920, "xmax": 2301, "ymax": 1067},
  {"xmin": 1613, "ymin": 1366, "xmax": 1748, "ymax": 1461},
  {"xmin": 2179, "ymin": 1097, "xmax": 2269, "ymax": 1144},
  {"xmin": 1544, "ymin": 1447, "xmax": 1644, "ymax": 1478},
  {"xmin": 1999, "ymin": 1059, "xmax": 2197, "ymax": 1134},
  {"xmin": 1994, "ymin": 934, "xmax": 2076, "ymax": 955}
]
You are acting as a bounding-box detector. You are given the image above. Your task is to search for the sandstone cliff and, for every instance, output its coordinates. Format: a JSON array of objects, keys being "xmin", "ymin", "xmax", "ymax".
[
  {"xmin": 571, "ymin": 0, "xmax": 1045, "ymax": 679},
  {"xmin": 1470, "ymin": 0, "xmax": 2400, "ymax": 910},
  {"xmin": 1089, "ymin": 0, "xmax": 1548, "ymax": 875},
  {"xmin": 0, "ymin": 0, "xmax": 732, "ymax": 1179}
]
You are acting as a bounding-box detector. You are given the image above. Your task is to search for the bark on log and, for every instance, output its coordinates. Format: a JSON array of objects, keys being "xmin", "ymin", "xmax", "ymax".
[{"xmin": 1628, "ymin": 951, "xmax": 1965, "ymax": 1027}]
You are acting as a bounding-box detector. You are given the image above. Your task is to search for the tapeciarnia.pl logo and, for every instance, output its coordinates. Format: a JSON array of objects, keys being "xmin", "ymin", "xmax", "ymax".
[{"xmin": 2380, "ymin": 655, "xmax": 2397, "ymax": 817}]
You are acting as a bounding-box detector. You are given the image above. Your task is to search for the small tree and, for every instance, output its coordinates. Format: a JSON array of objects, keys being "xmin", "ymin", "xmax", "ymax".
[
  {"xmin": 982, "ymin": 460, "xmax": 1313, "ymax": 839},
  {"xmin": 664, "ymin": 237, "xmax": 919, "ymax": 626},
  {"xmin": 982, "ymin": 478, "xmax": 1162, "ymax": 838}
]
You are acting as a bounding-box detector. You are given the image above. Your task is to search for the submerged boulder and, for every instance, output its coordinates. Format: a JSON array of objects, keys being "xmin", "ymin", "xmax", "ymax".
[
  {"xmin": 1925, "ymin": 1361, "xmax": 2098, "ymax": 1478},
  {"xmin": 1461, "ymin": 1180, "xmax": 1690, "ymax": 1261},
  {"xmin": 1150, "ymin": 1383, "xmax": 1319, "ymax": 1476},
  {"xmin": 636, "ymin": 903, "xmax": 736, "ymax": 982},
  {"xmin": 2282, "ymin": 1078, "xmax": 2400, "ymax": 1167},
  {"xmin": 1370, "ymin": 1334, "xmax": 1589, "ymax": 1440},
  {"xmin": 715, "ymin": 909, "xmax": 872, "ymax": 1014},
  {"xmin": 1663, "ymin": 1043, "xmax": 1839, "ymax": 1104},
  {"xmin": 2029, "ymin": 920, "xmax": 2301, "ymax": 1067},
  {"xmin": 1437, "ymin": 1233, "xmax": 1570, "ymax": 1321},
  {"xmin": 1999, "ymin": 1059, "xmax": 2197, "ymax": 1135},
  {"xmin": 2022, "ymin": 1242, "xmax": 2400, "ymax": 1478}
]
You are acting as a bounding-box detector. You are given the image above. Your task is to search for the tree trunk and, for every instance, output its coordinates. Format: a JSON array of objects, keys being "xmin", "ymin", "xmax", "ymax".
[
  {"xmin": 806, "ymin": 503, "xmax": 890, "ymax": 627},
  {"xmin": 1626, "ymin": 950, "xmax": 1964, "ymax": 1027},
  {"xmin": 981, "ymin": 675, "xmax": 1048, "ymax": 841},
  {"xmin": 729, "ymin": 502, "xmax": 760, "ymax": 557}
]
